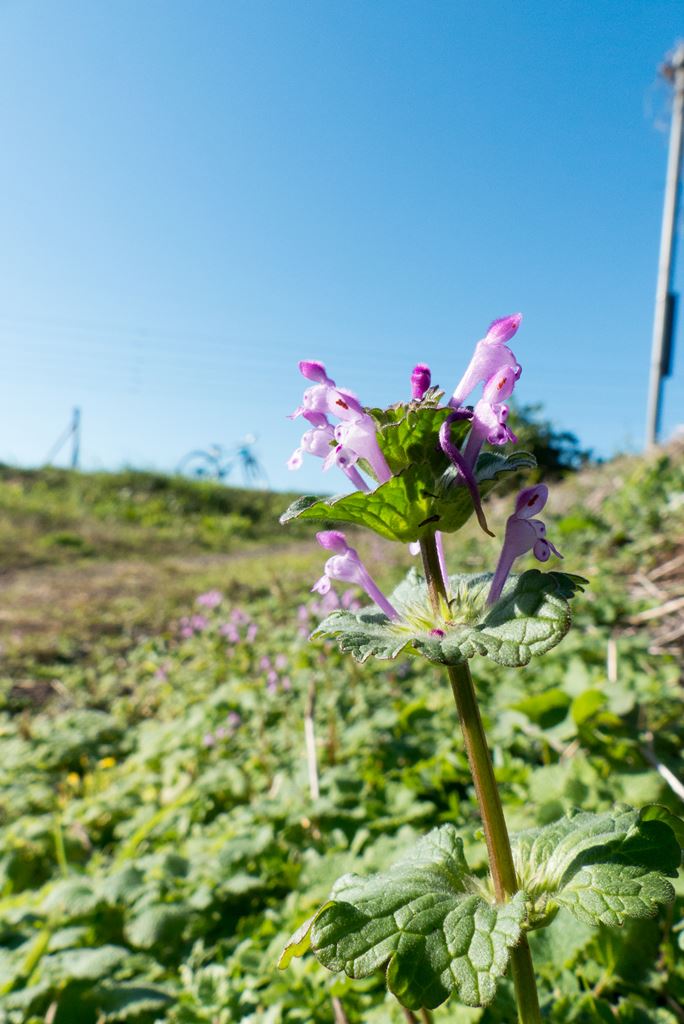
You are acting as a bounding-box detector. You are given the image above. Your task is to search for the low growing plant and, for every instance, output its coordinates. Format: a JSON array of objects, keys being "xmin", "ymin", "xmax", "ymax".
[{"xmin": 279, "ymin": 314, "xmax": 682, "ymax": 1021}]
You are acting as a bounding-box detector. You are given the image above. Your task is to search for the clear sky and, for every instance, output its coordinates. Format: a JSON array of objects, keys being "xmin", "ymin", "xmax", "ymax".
[{"xmin": 1, "ymin": 0, "xmax": 682, "ymax": 493}]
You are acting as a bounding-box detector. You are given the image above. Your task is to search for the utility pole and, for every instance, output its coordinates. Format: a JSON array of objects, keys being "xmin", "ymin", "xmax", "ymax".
[
  {"xmin": 71, "ymin": 407, "xmax": 81, "ymax": 469},
  {"xmin": 646, "ymin": 42, "xmax": 684, "ymax": 448}
]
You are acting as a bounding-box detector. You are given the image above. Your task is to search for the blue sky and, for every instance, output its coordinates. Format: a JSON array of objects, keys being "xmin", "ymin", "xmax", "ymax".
[{"xmin": 0, "ymin": 0, "xmax": 682, "ymax": 492}]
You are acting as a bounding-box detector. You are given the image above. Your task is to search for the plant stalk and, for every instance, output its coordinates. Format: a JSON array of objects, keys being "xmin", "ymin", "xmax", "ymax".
[{"xmin": 419, "ymin": 533, "xmax": 542, "ymax": 1024}]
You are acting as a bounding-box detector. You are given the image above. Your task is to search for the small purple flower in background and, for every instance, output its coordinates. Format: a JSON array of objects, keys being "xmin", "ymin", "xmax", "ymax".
[
  {"xmin": 178, "ymin": 616, "xmax": 194, "ymax": 639},
  {"xmin": 487, "ymin": 484, "xmax": 563, "ymax": 605},
  {"xmin": 227, "ymin": 711, "xmax": 242, "ymax": 730},
  {"xmin": 450, "ymin": 313, "xmax": 522, "ymax": 409},
  {"xmin": 196, "ymin": 589, "xmax": 223, "ymax": 609},
  {"xmin": 215, "ymin": 726, "xmax": 229, "ymax": 740},
  {"xmin": 202, "ymin": 732, "xmax": 216, "ymax": 748},
  {"xmin": 260, "ymin": 655, "xmax": 272, "ymax": 671},
  {"xmin": 231, "ymin": 608, "xmax": 251, "ymax": 625},
  {"xmin": 340, "ymin": 589, "xmax": 361, "ymax": 611},
  {"xmin": 275, "ymin": 653, "xmax": 288, "ymax": 671},
  {"xmin": 219, "ymin": 623, "xmax": 240, "ymax": 643},
  {"xmin": 410, "ymin": 363, "xmax": 432, "ymax": 400},
  {"xmin": 246, "ymin": 623, "xmax": 258, "ymax": 642},
  {"xmin": 190, "ymin": 614, "xmax": 209, "ymax": 632},
  {"xmin": 312, "ymin": 531, "xmax": 399, "ymax": 620}
]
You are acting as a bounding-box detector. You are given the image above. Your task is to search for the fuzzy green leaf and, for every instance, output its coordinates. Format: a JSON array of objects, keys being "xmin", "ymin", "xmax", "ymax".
[
  {"xmin": 313, "ymin": 569, "xmax": 584, "ymax": 667},
  {"xmin": 512, "ymin": 805, "xmax": 681, "ymax": 929},
  {"xmin": 375, "ymin": 404, "xmax": 462, "ymax": 475},
  {"xmin": 280, "ymin": 450, "xmax": 535, "ymax": 542},
  {"xmin": 41, "ymin": 945, "xmax": 128, "ymax": 982},
  {"xmin": 279, "ymin": 825, "xmax": 525, "ymax": 1010}
]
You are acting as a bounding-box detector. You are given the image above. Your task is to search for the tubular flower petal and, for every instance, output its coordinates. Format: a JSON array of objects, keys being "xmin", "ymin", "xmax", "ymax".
[
  {"xmin": 462, "ymin": 364, "xmax": 519, "ymax": 469},
  {"xmin": 487, "ymin": 487, "xmax": 563, "ymax": 605},
  {"xmin": 485, "ymin": 313, "xmax": 523, "ymax": 345},
  {"xmin": 316, "ymin": 530, "xmax": 349, "ymax": 553},
  {"xmin": 298, "ymin": 360, "xmax": 336, "ymax": 385},
  {"xmin": 410, "ymin": 363, "xmax": 432, "ymax": 400},
  {"xmin": 312, "ymin": 531, "xmax": 399, "ymax": 620},
  {"xmin": 288, "ymin": 411, "xmax": 370, "ymax": 491},
  {"xmin": 287, "ymin": 414, "xmax": 335, "ymax": 469},
  {"xmin": 514, "ymin": 484, "xmax": 548, "ymax": 518},
  {"xmin": 450, "ymin": 313, "xmax": 523, "ymax": 408},
  {"xmin": 439, "ymin": 411, "xmax": 493, "ymax": 536},
  {"xmin": 334, "ymin": 416, "xmax": 392, "ymax": 484}
]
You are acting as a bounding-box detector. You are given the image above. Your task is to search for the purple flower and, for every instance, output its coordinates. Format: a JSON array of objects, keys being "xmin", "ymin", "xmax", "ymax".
[
  {"xmin": 299, "ymin": 360, "xmax": 336, "ymax": 385},
  {"xmin": 246, "ymin": 623, "xmax": 258, "ymax": 642},
  {"xmin": 289, "ymin": 361, "xmax": 391, "ymax": 487},
  {"xmin": 215, "ymin": 726, "xmax": 229, "ymax": 740},
  {"xmin": 190, "ymin": 614, "xmax": 209, "ymax": 632},
  {"xmin": 450, "ymin": 313, "xmax": 522, "ymax": 408},
  {"xmin": 227, "ymin": 711, "xmax": 242, "ymax": 730},
  {"xmin": 332, "ymin": 415, "xmax": 391, "ymax": 484},
  {"xmin": 259, "ymin": 655, "xmax": 271, "ymax": 671},
  {"xmin": 410, "ymin": 363, "xmax": 432, "ymax": 400},
  {"xmin": 202, "ymin": 732, "xmax": 216, "ymax": 748},
  {"xmin": 488, "ymin": 484, "xmax": 563, "ymax": 604},
  {"xmin": 462, "ymin": 364, "xmax": 519, "ymax": 469},
  {"xmin": 196, "ymin": 589, "xmax": 223, "ymax": 609},
  {"xmin": 312, "ymin": 530, "xmax": 399, "ymax": 620},
  {"xmin": 220, "ymin": 623, "xmax": 240, "ymax": 643},
  {"xmin": 275, "ymin": 653, "xmax": 288, "ymax": 670},
  {"xmin": 287, "ymin": 411, "xmax": 336, "ymax": 470},
  {"xmin": 289, "ymin": 360, "xmax": 363, "ymax": 421}
]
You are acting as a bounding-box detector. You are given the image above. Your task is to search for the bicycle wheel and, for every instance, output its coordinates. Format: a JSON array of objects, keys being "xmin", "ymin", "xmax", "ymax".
[{"xmin": 177, "ymin": 451, "xmax": 220, "ymax": 480}]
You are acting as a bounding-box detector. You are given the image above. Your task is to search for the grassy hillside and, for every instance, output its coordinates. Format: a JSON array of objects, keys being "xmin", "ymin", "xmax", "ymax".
[
  {"xmin": 0, "ymin": 466, "xmax": 308, "ymax": 568},
  {"xmin": 0, "ymin": 468, "xmax": 320, "ymax": 683},
  {"xmin": 0, "ymin": 444, "xmax": 682, "ymax": 1022},
  {"xmin": 0, "ymin": 446, "xmax": 682, "ymax": 1022}
]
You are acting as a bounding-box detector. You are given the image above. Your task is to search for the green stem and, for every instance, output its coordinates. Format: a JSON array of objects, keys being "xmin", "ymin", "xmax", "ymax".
[
  {"xmin": 53, "ymin": 815, "xmax": 69, "ymax": 878},
  {"xmin": 419, "ymin": 533, "xmax": 449, "ymax": 619},
  {"xmin": 419, "ymin": 534, "xmax": 542, "ymax": 1024}
]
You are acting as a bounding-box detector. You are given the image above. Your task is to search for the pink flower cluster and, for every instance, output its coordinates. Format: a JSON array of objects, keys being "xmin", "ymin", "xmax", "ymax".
[
  {"xmin": 219, "ymin": 607, "xmax": 258, "ymax": 647},
  {"xmin": 260, "ymin": 654, "xmax": 292, "ymax": 694},
  {"xmin": 288, "ymin": 313, "xmax": 563, "ymax": 617},
  {"xmin": 203, "ymin": 711, "xmax": 242, "ymax": 748}
]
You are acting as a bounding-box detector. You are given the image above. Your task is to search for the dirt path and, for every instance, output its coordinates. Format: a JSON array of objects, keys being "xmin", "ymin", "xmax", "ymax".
[{"xmin": 0, "ymin": 540, "xmax": 315, "ymax": 680}]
